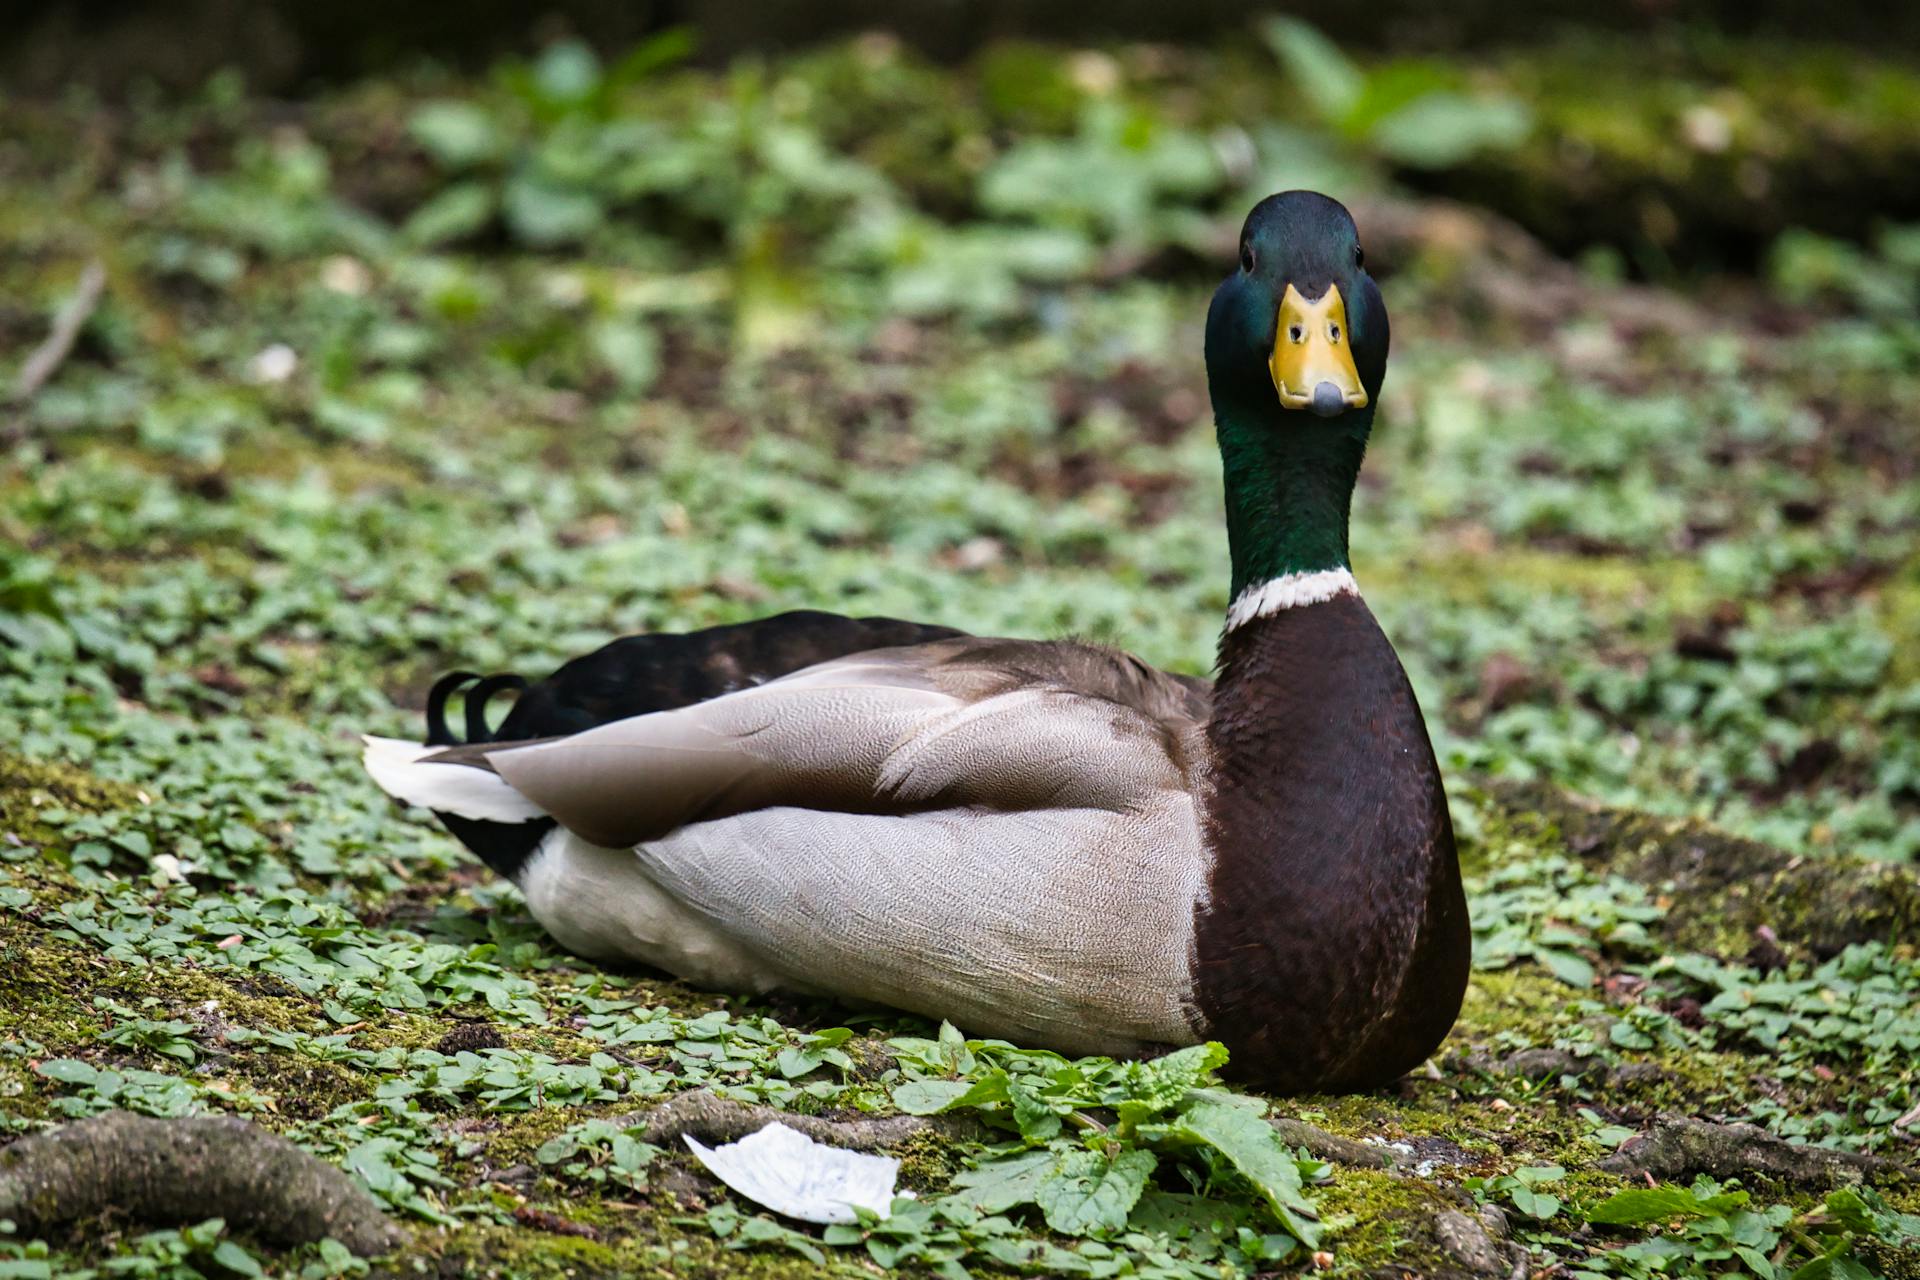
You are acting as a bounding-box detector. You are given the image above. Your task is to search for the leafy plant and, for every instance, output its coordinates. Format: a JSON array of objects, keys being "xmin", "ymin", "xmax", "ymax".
[
  {"xmin": 890, "ymin": 1028, "xmax": 1320, "ymax": 1246},
  {"xmin": 1469, "ymin": 1164, "xmax": 1566, "ymax": 1221},
  {"xmin": 534, "ymin": 1119, "xmax": 662, "ymax": 1190},
  {"xmin": 1573, "ymin": 1179, "xmax": 1916, "ymax": 1280},
  {"xmin": 1260, "ymin": 17, "xmax": 1532, "ymax": 167}
]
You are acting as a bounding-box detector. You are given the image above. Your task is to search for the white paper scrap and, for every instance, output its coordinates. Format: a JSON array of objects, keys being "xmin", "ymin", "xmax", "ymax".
[{"xmin": 684, "ymin": 1122, "xmax": 899, "ymax": 1225}]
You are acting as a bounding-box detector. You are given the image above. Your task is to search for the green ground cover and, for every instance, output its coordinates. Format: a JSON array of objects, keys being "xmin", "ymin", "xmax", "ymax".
[{"xmin": 1, "ymin": 28, "xmax": 1917, "ymax": 1280}]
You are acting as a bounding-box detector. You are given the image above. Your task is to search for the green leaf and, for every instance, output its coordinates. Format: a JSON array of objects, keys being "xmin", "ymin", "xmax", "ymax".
[
  {"xmin": 1034, "ymin": 1148, "xmax": 1156, "ymax": 1237},
  {"xmin": 408, "ymin": 102, "xmax": 502, "ymax": 169},
  {"xmin": 502, "ymin": 176, "xmax": 602, "ymax": 248},
  {"xmin": 1109, "ymin": 1041, "xmax": 1229, "ymax": 1114},
  {"xmin": 1510, "ymin": 1186, "xmax": 1561, "ymax": 1220},
  {"xmin": 891, "ymin": 1079, "xmax": 975, "ymax": 1115},
  {"xmin": 1368, "ymin": 93, "xmax": 1532, "ymax": 168},
  {"xmin": 34, "ymin": 1059, "xmax": 98, "ymax": 1085},
  {"xmin": 532, "ymin": 40, "xmax": 602, "ymax": 108},
  {"xmin": 404, "ymin": 183, "xmax": 496, "ymax": 248},
  {"xmin": 533, "ymin": 1133, "xmax": 578, "ymax": 1164},
  {"xmin": 1823, "ymin": 1187, "xmax": 1920, "ymax": 1246},
  {"xmin": 1258, "ymin": 17, "xmax": 1364, "ymax": 126},
  {"xmin": 1148, "ymin": 1102, "xmax": 1320, "ymax": 1246},
  {"xmin": 944, "ymin": 1150, "xmax": 1053, "ymax": 1214},
  {"xmin": 210, "ymin": 1238, "xmax": 265, "ymax": 1277},
  {"xmin": 1587, "ymin": 1185, "xmax": 1750, "ymax": 1226},
  {"xmin": 1008, "ymin": 1079, "xmax": 1061, "ymax": 1142},
  {"xmin": 590, "ymin": 319, "xmax": 660, "ymax": 394},
  {"xmin": 1536, "ymin": 947, "xmax": 1596, "ymax": 988},
  {"xmin": 1787, "ymin": 1256, "xmax": 1877, "ymax": 1280}
]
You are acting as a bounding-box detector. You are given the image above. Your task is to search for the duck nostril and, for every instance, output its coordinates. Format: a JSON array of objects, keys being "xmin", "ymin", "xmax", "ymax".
[
  {"xmin": 1328, "ymin": 324, "xmax": 1341, "ymax": 343},
  {"xmin": 1288, "ymin": 325, "xmax": 1304, "ymax": 343}
]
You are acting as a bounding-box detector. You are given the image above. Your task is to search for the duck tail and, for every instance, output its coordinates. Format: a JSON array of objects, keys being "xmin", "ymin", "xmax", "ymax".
[
  {"xmin": 389, "ymin": 670, "xmax": 555, "ymax": 882},
  {"xmin": 463, "ymin": 673, "xmax": 529, "ymax": 744},
  {"xmin": 425, "ymin": 671, "xmax": 482, "ymax": 746},
  {"xmin": 361, "ymin": 737, "xmax": 549, "ymax": 825}
]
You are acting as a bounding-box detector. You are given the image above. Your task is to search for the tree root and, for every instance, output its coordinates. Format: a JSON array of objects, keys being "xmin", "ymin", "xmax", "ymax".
[
  {"xmin": 1270, "ymin": 1118, "xmax": 1397, "ymax": 1169},
  {"xmin": 1600, "ymin": 1116, "xmax": 1913, "ymax": 1189},
  {"xmin": 0, "ymin": 1111, "xmax": 400, "ymax": 1256},
  {"xmin": 641, "ymin": 1089, "xmax": 1418, "ymax": 1174},
  {"xmin": 638, "ymin": 1089, "xmax": 987, "ymax": 1151}
]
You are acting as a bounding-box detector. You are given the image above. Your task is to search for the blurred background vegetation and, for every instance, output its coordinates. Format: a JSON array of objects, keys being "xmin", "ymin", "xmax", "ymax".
[{"xmin": 2, "ymin": 6, "xmax": 1919, "ymax": 1278}]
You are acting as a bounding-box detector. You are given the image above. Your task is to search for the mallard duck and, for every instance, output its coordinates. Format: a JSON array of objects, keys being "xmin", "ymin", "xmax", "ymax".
[{"xmin": 365, "ymin": 191, "xmax": 1468, "ymax": 1092}]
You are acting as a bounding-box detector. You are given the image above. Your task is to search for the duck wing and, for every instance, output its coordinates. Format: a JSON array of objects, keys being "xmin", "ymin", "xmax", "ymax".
[
  {"xmin": 440, "ymin": 610, "xmax": 966, "ymax": 745},
  {"xmin": 461, "ymin": 637, "xmax": 1214, "ymax": 1054},
  {"xmin": 453, "ymin": 636, "xmax": 1211, "ymax": 848}
]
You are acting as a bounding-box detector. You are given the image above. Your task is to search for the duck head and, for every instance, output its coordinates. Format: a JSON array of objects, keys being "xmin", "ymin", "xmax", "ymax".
[
  {"xmin": 1204, "ymin": 190, "xmax": 1388, "ymax": 424},
  {"xmin": 1204, "ymin": 192, "xmax": 1391, "ymax": 599}
]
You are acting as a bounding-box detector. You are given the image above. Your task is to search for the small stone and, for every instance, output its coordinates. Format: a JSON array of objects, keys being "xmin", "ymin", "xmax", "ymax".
[
  {"xmin": 248, "ymin": 343, "xmax": 298, "ymax": 384},
  {"xmin": 320, "ymin": 256, "xmax": 371, "ymax": 296}
]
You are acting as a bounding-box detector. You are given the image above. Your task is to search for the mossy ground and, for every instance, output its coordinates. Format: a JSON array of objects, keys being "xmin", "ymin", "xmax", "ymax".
[{"xmin": 2, "ymin": 28, "xmax": 1917, "ymax": 1280}]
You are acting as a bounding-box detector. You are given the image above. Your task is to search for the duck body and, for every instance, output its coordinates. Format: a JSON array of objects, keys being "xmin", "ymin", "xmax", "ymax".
[{"xmin": 366, "ymin": 192, "xmax": 1469, "ymax": 1092}]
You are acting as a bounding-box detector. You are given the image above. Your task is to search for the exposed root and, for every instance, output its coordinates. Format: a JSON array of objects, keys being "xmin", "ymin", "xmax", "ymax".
[
  {"xmin": 641, "ymin": 1089, "xmax": 1420, "ymax": 1175},
  {"xmin": 637, "ymin": 1089, "xmax": 985, "ymax": 1151},
  {"xmin": 1450, "ymin": 1046, "xmax": 1667, "ymax": 1089},
  {"xmin": 0, "ymin": 1111, "xmax": 400, "ymax": 1256},
  {"xmin": 1271, "ymin": 1117, "xmax": 1397, "ymax": 1169},
  {"xmin": 1599, "ymin": 1116, "xmax": 1914, "ymax": 1189},
  {"xmin": 1432, "ymin": 1207, "xmax": 1507, "ymax": 1275}
]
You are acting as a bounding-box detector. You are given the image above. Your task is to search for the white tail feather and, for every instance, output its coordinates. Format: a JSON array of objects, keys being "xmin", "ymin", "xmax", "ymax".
[{"xmin": 361, "ymin": 736, "xmax": 549, "ymax": 823}]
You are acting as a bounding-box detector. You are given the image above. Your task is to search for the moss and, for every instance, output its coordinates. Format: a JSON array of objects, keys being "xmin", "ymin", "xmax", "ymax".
[
  {"xmin": 1314, "ymin": 1167, "xmax": 1479, "ymax": 1276},
  {"xmin": 428, "ymin": 1208, "xmax": 853, "ymax": 1280},
  {"xmin": 888, "ymin": 1123, "xmax": 971, "ymax": 1193},
  {"xmin": 0, "ymin": 913, "xmax": 110, "ymax": 1053},
  {"xmin": 1484, "ymin": 782, "xmax": 1920, "ymax": 954},
  {"xmin": 1874, "ymin": 566, "xmax": 1920, "ymax": 686},
  {"xmin": 481, "ymin": 1108, "xmax": 584, "ymax": 1170},
  {"xmin": 0, "ymin": 910, "xmax": 385, "ymax": 1120},
  {"xmin": 0, "ymin": 752, "xmax": 144, "ymax": 848},
  {"xmin": 1369, "ymin": 546, "xmax": 1711, "ymax": 618}
]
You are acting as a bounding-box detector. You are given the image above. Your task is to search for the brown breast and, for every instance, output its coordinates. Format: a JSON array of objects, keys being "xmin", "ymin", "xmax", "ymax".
[{"xmin": 1189, "ymin": 592, "xmax": 1469, "ymax": 1092}]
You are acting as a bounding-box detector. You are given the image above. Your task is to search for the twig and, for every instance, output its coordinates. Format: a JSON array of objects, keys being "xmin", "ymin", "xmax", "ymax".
[{"xmin": 11, "ymin": 259, "xmax": 106, "ymax": 406}]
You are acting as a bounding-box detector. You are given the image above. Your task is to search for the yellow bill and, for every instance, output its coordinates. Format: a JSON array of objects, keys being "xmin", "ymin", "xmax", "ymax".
[{"xmin": 1269, "ymin": 282, "xmax": 1367, "ymax": 417}]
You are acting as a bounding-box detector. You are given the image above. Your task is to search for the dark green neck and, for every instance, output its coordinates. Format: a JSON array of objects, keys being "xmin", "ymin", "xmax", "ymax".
[{"xmin": 1217, "ymin": 402, "xmax": 1372, "ymax": 597}]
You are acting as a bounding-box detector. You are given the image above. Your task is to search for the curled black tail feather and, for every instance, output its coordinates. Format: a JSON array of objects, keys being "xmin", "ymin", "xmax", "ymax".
[
  {"xmin": 420, "ymin": 668, "xmax": 549, "ymax": 883},
  {"xmin": 464, "ymin": 674, "xmax": 528, "ymax": 744},
  {"xmin": 425, "ymin": 671, "xmax": 481, "ymax": 746}
]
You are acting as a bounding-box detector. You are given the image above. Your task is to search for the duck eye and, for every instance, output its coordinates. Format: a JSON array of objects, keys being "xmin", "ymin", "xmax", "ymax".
[
  {"xmin": 1354, "ymin": 245, "xmax": 1365, "ymax": 268},
  {"xmin": 1240, "ymin": 243, "xmax": 1256, "ymax": 273}
]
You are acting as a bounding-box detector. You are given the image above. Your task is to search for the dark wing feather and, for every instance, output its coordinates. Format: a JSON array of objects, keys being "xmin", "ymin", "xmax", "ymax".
[
  {"xmin": 493, "ymin": 610, "xmax": 966, "ymax": 741},
  {"xmin": 419, "ymin": 611, "xmax": 964, "ymax": 879}
]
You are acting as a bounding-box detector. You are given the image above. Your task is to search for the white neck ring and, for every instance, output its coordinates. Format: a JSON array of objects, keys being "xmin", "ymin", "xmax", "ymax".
[{"xmin": 1225, "ymin": 567, "xmax": 1358, "ymax": 630}]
